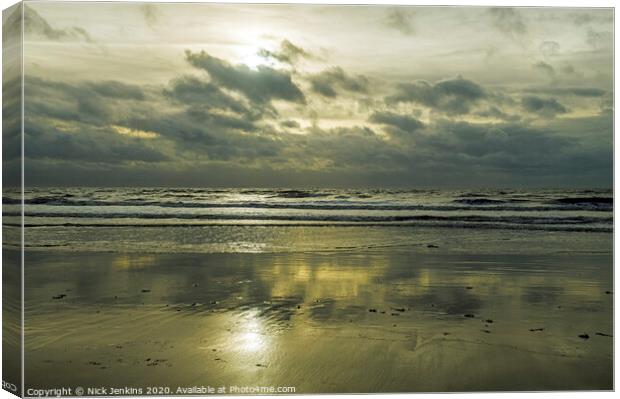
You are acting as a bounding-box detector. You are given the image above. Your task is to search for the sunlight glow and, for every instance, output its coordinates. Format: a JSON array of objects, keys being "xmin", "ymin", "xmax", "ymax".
[
  {"xmin": 235, "ymin": 309, "xmax": 269, "ymax": 353},
  {"xmin": 240, "ymin": 52, "xmax": 266, "ymax": 70},
  {"xmin": 111, "ymin": 125, "xmax": 159, "ymax": 139}
]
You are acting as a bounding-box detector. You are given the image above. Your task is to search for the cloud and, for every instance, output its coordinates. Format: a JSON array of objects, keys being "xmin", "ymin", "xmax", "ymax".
[
  {"xmin": 385, "ymin": 8, "xmax": 415, "ymax": 35},
  {"xmin": 369, "ymin": 111, "xmax": 424, "ymax": 136},
  {"xmin": 525, "ymin": 87, "xmax": 607, "ymax": 97},
  {"xmin": 280, "ymin": 120, "xmax": 300, "ymax": 129},
  {"xmin": 23, "ymin": 74, "xmax": 285, "ymax": 165},
  {"xmin": 309, "ymin": 67, "xmax": 369, "ymax": 98},
  {"xmin": 20, "ymin": 76, "xmax": 171, "ymax": 165},
  {"xmin": 24, "ymin": 77, "xmax": 149, "ymax": 127},
  {"xmin": 24, "ymin": 119, "xmax": 168, "ymax": 164},
  {"xmin": 476, "ymin": 106, "xmax": 521, "ymax": 122},
  {"xmin": 164, "ymin": 75, "xmax": 256, "ymax": 117},
  {"xmin": 258, "ymin": 40, "xmax": 316, "ymax": 66},
  {"xmin": 185, "ymin": 50, "xmax": 305, "ymax": 105},
  {"xmin": 418, "ymin": 120, "xmax": 568, "ymax": 159},
  {"xmin": 489, "ymin": 8, "xmax": 527, "ymax": 39},
  {"xmin": 386, "ymin": 77, "xmax": 486, "ymax": 115},
  {"xmin": 24, "ymin": 5, "xmax": 92, "ymax": 42},
  {"xmin": 287, "ymin": 125, "xmax": 405, "ymax": 170},
  {"xmin": 532, "ymin": 61, "xmax": 555, "ymax": 79},
  {"xmin": 521, "ymin": 95, "xmax": 568, "ymax": 117},
  {"xmin": 85, "ymin": 81, "xmax": 145, "ymax": 100}
]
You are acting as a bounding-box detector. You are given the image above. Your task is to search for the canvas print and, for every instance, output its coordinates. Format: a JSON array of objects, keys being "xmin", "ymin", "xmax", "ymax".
[{"xmin": 2, "ymin": 1, "xmax": 614, "ymax": 395}]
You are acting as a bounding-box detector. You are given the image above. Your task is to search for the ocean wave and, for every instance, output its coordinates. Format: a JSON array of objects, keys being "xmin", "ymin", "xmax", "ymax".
[
  {"xmin": 8, "ymin": 210, "xmax": 612, "ymax": 225},
  {"xmin": 453, "ymin": 198, "xmax": 507, "ymax": 205},
  {"xmin": 5, "ymin": 221, "xmax": 611, "ymax": 234},
  {"xmin": 4, "ymin": 196, "xmax": 611, "ymax": 212},
  {"xmin": 268, "ymin": 189, "xmax": 332, "ymax": 198},
  {"xmin": 552, "ymin": 196, "xmax": 613, "ymax": 205}
]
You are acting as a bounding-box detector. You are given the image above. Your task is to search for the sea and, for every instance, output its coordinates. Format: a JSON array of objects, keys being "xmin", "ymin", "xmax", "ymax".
[{"xmin": 2, "ymin": 187, "xmax": 613, "ymax": 254}]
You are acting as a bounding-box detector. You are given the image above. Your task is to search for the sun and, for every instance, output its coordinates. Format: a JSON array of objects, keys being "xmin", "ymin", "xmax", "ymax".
[{"xmin": 240, "ymin": 52, "xmax": 266, "ymax": 70}]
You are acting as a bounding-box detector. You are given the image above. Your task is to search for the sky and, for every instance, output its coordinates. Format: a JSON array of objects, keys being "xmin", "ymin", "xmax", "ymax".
[{"xmin": 2, "ymin": 1, "xmax": 614, "ymax": 187}]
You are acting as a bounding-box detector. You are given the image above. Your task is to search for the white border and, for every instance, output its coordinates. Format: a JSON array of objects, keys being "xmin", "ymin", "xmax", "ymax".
[{"xmin": 0, "ymin": 1, "xmax": 616, "ymax": 399}]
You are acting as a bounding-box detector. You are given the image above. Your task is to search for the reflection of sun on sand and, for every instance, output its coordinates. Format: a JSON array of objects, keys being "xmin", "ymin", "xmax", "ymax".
[
  {"xmin": 22, "ymin": 250, "xmax": 613, "ymax": 392},
  {"xmin": 267, "ymin": 257, "xmax": 383, "ymax": 299},
  {"xmin": 111, "ymin": 255, "xmax": 157, "ymax": 270}
]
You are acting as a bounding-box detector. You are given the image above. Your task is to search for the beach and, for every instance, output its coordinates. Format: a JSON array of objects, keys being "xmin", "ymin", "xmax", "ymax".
[
  {"xmin": 21, "ymin": 239, "xmax": 612, "ymax": 392},
  {"xmin": 1, "ymin": 187, "xmax": 612, "ymax": 392}
]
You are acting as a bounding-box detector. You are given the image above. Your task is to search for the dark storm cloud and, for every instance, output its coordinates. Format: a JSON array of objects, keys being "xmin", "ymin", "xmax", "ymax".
[
  {"xmin": 417, "ymin": 121, "xmax": 569, "ymax": 160},
  {"xmin": 525, "ymin": 87, "xmax": 607, "ymax": 97},
  {"xmin": 289, "ymin": 117, "xmax": 612, "ymax": 187},
  {"xmin": 280, "ymin": 120, "xmax": 300, "ymax": 129},
  {"xmin": 386, "ymin": 77, "xmax": 486, "ymax": 115},
  {"xmin": 24, "ymin": 77, "xmax": 147, "ymax": 126},
  {"xmin": 521, "ymin": 96, "xmax": 568, "ymax": 117},
  {"xmin": 258, "ymin": 40, "xmax": 316, "ymax": 65},
  {"xmin": 476, "ymin": 106, "xmax": 521, "ymax": 122},
  {"xmin": 2, "ymin": 5, "xmax": 22, "ymax": 165},
  {"xmin": 24, "ymin": 114, "xmax": 612, "ymax": 188},
  {"xmin": 369, "ymin": 111, "xmax": 424, "ymax": 136},
  {"xmin": 23, "ymin": 120, "xmax": 168, "ymax": 163},
  {"xmin": 2, "ymin": 77, "xmax": 22, "ymax": 164},
  {"xmin": 24, "ymin": 5, "xmax": 92, "ymax": 42},
  {"xmin": 164, "ymin": 75, "xmax": 255, "ymax": 117},
  {"xmin": 308, "ymin": 67, "xmax": 369, "ymax": 98},
  {"xmin": 184, "ymin": 50, "xmax": 305, "ymax": 104},
  {"xmin": 23, "ymin": 56, "xmax": 287, "ymax": 164},
  {"xmin": 489, "ymin": 8, "xmax": 527, "ymax": 39},
  {"xmin": 290, "ymin": 125, "xmax": 407, "ymax": 170},
  {"xmin": 85, "ymin": 81, "xmax": 145, "ymax": 100},
  {"xmin": 19, "ymin": 76, "xmax": 171, "ymax": 165},
  {"xmin": 24, "ymin": 74, "xmax": 282, "ymax": 164},
  {"xmin": 384, "ymin": 8, "xmax": 415, "ymax": 35}
]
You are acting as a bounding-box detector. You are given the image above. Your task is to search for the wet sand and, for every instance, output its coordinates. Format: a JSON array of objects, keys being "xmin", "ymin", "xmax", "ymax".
[{"xmin": 20, "ymin": 249, "xmax": 613, "ymax": 393}]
